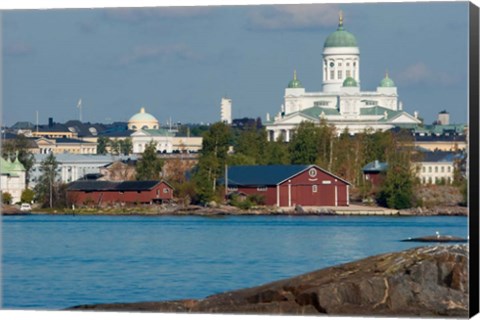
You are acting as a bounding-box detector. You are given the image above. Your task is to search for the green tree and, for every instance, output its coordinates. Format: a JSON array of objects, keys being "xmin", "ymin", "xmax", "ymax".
[
  {"xmin": 193, "ymin": 122, "xmax": 231, "ymax": 203},
  {"xmin": 97, "ymin": 136, "xmax": 110, "ymax": 155},
  {"xmin": 21, "ymin": 188, "xmax": 35, "ymax": 203},
  {"xmin": 2, "ymin": 192, "xmax": 13, "ymax": 205},
  {"xmin": 315, "ymin": 119, "xmax": 336, "ymax": 170},
  {"xmin": 119, "ymin": 138, "xmax": 133, "ymax": 155},
  {"xmin": 234, "ymin": 125, "xmax": 267, "ymax": 164},
  {"xmin": 263, "ymin": 139, "xmax": 290, "ymax": 165},
  {"xmin": 34, "ymin": 153, "xmax": 59, "ymax": 208},
  {"xmin": 109, "ymin": 139, "xmax": 121, "ymax": 155},
  {"xmin": 288, "ymin": 122, "xmax": 319, "ymax": 164},
  {"xmin": 376, "ymin": 133, "xmax": 416, "ymax": 209},
  {"xmin": 2, "ymin": 134, "xmax": 35, "ymax": 186},
  {"xmin": 135, "ymin": 141, "xmax": 164, "ymax": 180}
]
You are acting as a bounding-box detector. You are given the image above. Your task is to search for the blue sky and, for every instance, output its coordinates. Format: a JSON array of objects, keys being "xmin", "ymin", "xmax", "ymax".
[{"xmin": 2, "ymin": 2, "xmax": 470, "ymax": 126}]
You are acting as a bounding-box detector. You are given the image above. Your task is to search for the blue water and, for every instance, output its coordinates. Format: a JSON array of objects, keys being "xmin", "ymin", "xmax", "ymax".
[{"xmin": 1, "ymin": 214, "xmax": 468, "ymax": 310}]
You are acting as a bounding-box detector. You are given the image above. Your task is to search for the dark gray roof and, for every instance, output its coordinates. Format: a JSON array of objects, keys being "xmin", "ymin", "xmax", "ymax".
[
  {"xmin": 420, "ymin": 151, "xmax": 458, "ymax": 163},
  {"xmin": 11, "ymin": 121, "xmax": 35, "ymax": 130},
  {"xmin": 68, "ymin": 180, "xmax": 119, "ymax": 191},
  {"xmin": 223, "ymin": 165, "xmax": 350, "ymax": 186},
  {"xmin": 116, "ymin": 181, "xmax": 163, "ymax": 191},
  {"xmin": 68, "ymin": 180, "xmax": 172, "ymax": 191}
]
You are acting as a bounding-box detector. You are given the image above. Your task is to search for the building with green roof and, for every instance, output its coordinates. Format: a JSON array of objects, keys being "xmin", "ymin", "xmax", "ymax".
[
  {"xmin": 265, "ymin": 11, "xmax": 421, "ymax": 141},
  {"xmin": 1, "ymin": 154, "xmax": 26, "ymax": 203}
]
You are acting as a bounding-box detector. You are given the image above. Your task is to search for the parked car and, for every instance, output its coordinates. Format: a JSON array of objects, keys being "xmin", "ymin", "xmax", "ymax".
[{"xmin": 20, "ymin": 203, "xmax": 32, "ymax": 212}]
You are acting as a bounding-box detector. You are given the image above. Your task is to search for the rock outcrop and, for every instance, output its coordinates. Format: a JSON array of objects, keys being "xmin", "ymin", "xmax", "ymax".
[{"xmin": 70, "ymin": 244, "xmax": 469, "ymax": 317}]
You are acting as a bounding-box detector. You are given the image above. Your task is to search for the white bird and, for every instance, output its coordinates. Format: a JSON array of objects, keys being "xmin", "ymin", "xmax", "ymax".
[{"xmin": 436, "ymin": 231, "xmax": 440, "ymax": 238}]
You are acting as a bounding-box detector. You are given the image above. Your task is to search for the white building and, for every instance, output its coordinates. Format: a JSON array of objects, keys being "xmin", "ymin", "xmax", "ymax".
[
  {"xmin": 1, "ymin": 155, "xmax": 26, "ymax": 203},
  {"xmin": 30, "ymin": 154, "xmax": 137, "ymax": 188},
  {"xmin": 415, "ymin": 151, "xmax": 457, "ymax": 185},
  {"xmin": 265, "ymin": 12, "xmax": 421, "ymax": 141},
  {"xmin": 221, "ymin": 97, "xmax": 232, "ymax": 124}
]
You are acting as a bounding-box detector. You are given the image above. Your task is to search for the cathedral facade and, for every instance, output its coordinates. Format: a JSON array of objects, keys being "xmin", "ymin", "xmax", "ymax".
[{"xmin": 265, "ymin": 13, "xmax": 421, "ymax": 141}]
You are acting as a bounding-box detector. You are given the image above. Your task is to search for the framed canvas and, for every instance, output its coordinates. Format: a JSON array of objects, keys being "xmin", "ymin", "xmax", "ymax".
[{"xmin": 1, "ymin": 0, "xmax": 478, "ymax": 319}]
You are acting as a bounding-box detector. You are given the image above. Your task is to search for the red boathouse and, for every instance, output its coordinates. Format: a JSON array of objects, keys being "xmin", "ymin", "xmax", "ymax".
[
  {"xmin": 223, "ymin": 165, "xmax": 351, "ymax": 207},
  {"xmin": 67, "ymin": 180, "xmax": 174, "ymax": 206}
]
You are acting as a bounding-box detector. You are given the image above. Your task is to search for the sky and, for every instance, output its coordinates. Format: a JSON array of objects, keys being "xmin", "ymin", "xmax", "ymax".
[{"xmin": 1, "ymin": 1, "xmax": 471, "ymax": 127}]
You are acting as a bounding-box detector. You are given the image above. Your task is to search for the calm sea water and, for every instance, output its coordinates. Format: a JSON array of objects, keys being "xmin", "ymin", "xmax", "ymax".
[{"xmin": 1, "ymin": 214, "xmax": 467, "ymax": 310}]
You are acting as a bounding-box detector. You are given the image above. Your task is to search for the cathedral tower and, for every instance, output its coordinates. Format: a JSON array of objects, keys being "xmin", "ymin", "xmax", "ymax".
[{"xmin": 322, "ymin": 11, "xmax": 360, "ymax": 92}]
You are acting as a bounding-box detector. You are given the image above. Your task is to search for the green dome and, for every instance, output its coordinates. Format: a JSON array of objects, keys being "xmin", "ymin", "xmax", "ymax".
[
  {"xmin": 129, "ymin": 107, "xmax": 158, "ymax": 123},
  {"xmin": 287, "ymin": 70, "xmax": 303, "ymax": 88},
  {"xmin": 380, "ymin": 73, "xmax": 396, "ymax": 87},
  {"xmin": 342, "ymin": 77, "xmax": 357, "ymax": 87},
  {"xmin": 324, "ymin": 14, "xmax": 357, "ymax": 48}
]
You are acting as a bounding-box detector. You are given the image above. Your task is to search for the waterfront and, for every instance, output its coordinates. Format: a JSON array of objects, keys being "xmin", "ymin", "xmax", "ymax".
[{"xmin": 2, "ymin": 214, "xmax": 468, "ymax": 310}]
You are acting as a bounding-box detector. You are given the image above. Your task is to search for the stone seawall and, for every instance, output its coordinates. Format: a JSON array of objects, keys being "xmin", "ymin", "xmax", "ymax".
[{"xmin": 70, "ymin": 244, "xmax": 469, "ymax": 317}]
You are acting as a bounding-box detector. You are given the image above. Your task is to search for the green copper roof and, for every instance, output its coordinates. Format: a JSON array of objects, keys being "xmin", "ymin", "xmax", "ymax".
[
  {"xmin": 300, "ymin": 106, "xmax": 340, "ymax": 118},
  {"xmin": 324, "ymin": 15, "xmax": 357, "ymax": 48},
  {"xmin": 360, "ymin": 106, "xmax": 402, "ymax": 122},
  {"xmin": 342, "ymin": 77, "xmax": 358, "ymax": 87},
  {"xmin": 380, "ymin": 73, "xmax": 396, "ymax": 87},
  {"xmin": 287, "ymin": 70, "xmax": 303, "ymax": 88},
  {"xmin": 1, "ymin": 156, "xmax": 24, "ymax": 175}
]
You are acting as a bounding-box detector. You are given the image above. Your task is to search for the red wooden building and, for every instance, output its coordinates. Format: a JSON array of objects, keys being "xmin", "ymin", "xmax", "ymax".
[
  {"xmin": 224, "ymin": 165, "xmax": 351, "ymax": 207},
  {"xmin": 362, "ymin": 160, "xmax": 388, "ymax": 188},
  {"xmin": 67, "ymin": 180, "xmax": 174, "ymax": 207}
]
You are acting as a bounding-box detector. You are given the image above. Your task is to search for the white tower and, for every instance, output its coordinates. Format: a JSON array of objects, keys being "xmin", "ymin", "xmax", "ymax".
[
  {"xmin": 322, "ymin": 11, "xmax": 360, "ymax": 93},
  {"xmin": 220, "ymin": 97, "xmax": 232, "ymax": 124}
]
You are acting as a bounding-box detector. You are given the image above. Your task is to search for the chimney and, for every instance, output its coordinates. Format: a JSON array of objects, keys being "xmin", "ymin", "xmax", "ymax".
[
  {"xmin": 374, "ymin": 160, "xmax": 379, "ymax": 168},
  {"xmin": 48, "ymin": 117, "xmax": 53, "ymax": 128}
]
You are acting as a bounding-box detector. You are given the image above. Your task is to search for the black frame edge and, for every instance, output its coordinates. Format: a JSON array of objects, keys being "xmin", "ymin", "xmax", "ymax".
[{"xmin": 469, "ymin": 1, "xmax": 480, "ymax": 318}]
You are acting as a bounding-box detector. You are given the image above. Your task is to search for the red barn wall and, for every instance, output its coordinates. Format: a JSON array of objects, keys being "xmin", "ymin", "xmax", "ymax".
[
  {"xmin": 230, "ymin": 167, "xmax": 350, "ymax": 207},
  {"xmin": 279, "ymin": 167, "xmax": 349, "ymax": 207},
  {"xmin": 68, "ymin": 182, "xmax": 173, "ymax": 206}
]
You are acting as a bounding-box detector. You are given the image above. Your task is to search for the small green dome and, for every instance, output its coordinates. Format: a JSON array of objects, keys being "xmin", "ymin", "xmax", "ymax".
[
  {"xmin": 287, "ymin": 70, "xmax": 303, "ymax": 88},
  {"xmin": 380, "ymin": 73, "xmax": 396, "ymax": 87},
  {"xmin": 11, "ymin": 156, "xmax": 25, "ymax": 172},
  {"xmin": 342, "ymin": 77, "xmax": 357, "ymax": 87},
  {"xmin": 324, "ymin": 14, "xmax": 357, "ymax": 48}
]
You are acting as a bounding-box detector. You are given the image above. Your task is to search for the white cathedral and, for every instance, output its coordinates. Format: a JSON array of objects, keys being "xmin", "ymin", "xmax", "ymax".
[{"xmin": 265, "ymin": 12, "xmax": 421, "ymax": 141}]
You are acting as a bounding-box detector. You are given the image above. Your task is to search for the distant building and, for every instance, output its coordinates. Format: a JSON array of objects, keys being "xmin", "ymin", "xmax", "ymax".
[
  {"xmin": 30, "ymin": 154, "xmax": 137, "ymax": 187},
  {"xmin": 265, "ymin": 12, "xmax": 421, "ymax": 140},
  {"xmin": 33, "ymin": 137, "xmax": 97, "ymax": 155},
  {"xmin": 223, "ymin": 165, "xmax": 351, "ymax": 207},
  {"xmin": 67, "ymin": 180, "xmax": 174, "ymax": 206},
  {"xmin": 436, "ymin": 110, "xmax": 450, "ymax": 125},
  {"xmin": 414, "ymin": 151, "xmax": 459, "ymax": 185},
  {"xmin": 220, "ymin": 97, "xmax": 232, "ymax": 124},
  {"xmin": 1, "ymin": 155, "xmax": 26, "ymax": 203}
]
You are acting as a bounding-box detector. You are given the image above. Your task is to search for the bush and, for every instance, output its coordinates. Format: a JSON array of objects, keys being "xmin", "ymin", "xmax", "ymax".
[
  {"xmin": 2, "ymin": 192, "xmax": 13, "ymax": 205},
  {"xmin": 21, "ymin": 188, "xmax": 35, "ymax": 203}
]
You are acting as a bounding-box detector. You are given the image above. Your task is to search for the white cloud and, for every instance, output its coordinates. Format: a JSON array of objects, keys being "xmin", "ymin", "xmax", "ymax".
[
  {"xmin": 397, "ymin": 62, "xmax": 460, "ymax": 86},
  {"xmin": 118, "ymin": 44, "xmax": 200, "ymax": 66},
  {"xmin": 248, "ymin": 4, "xmax": 340, "ymax": 30},
  {"xmin": 103, "ymin": 6, "xmax": 213, "ymax": 24},
  {"xmin": 4, "ymin": 41, "xmax": 34, "ymax": 56}
]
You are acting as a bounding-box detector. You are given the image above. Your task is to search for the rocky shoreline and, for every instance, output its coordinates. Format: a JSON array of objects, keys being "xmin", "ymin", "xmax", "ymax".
[
  {"xmin": 69, "ymin": 244, "xmax": 469, "ymax": 317},
  {"xmin": 3, "ymin": 203, "xmax": 468, "ymax": 216}
]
